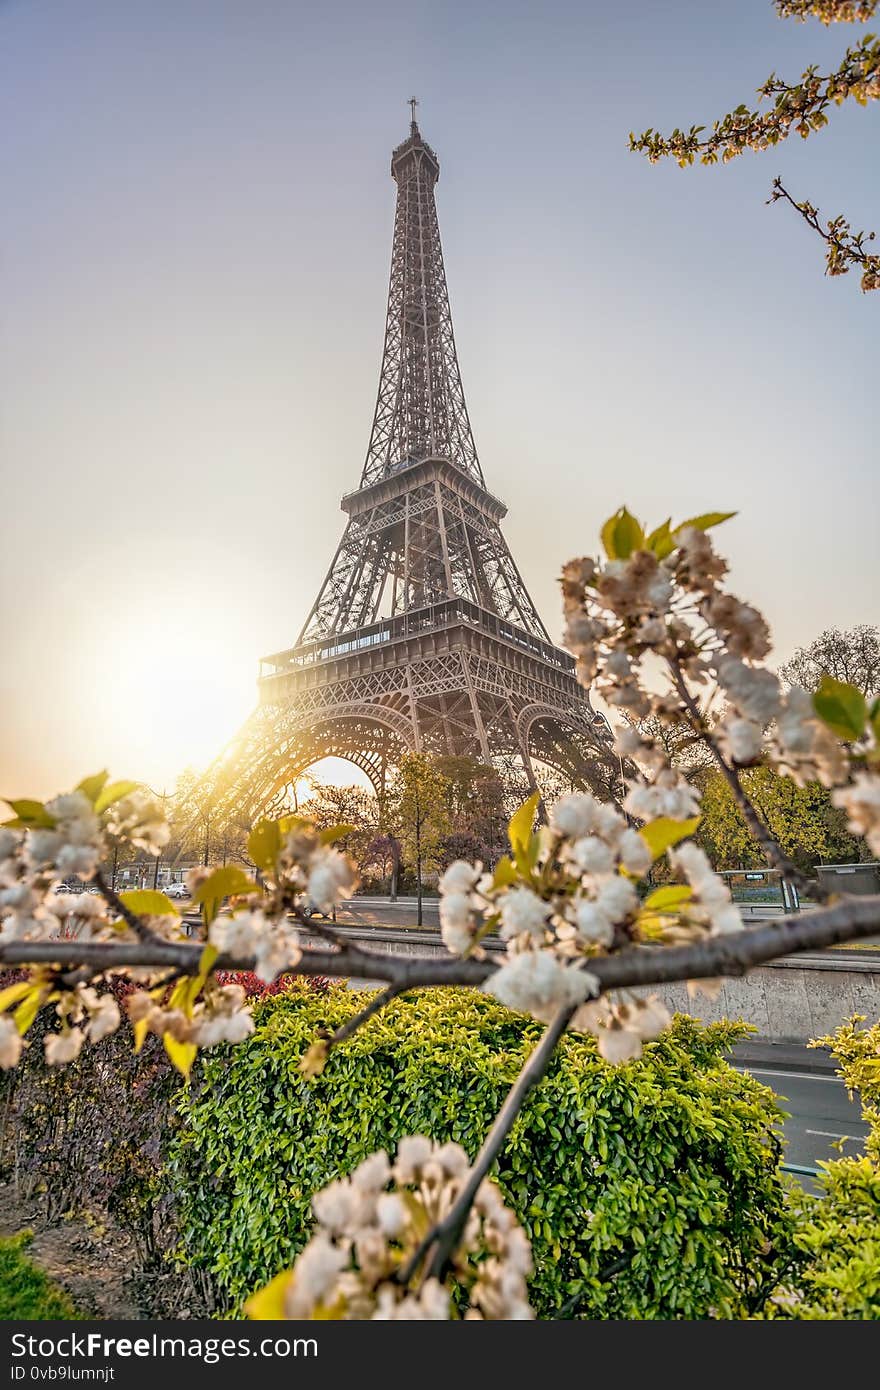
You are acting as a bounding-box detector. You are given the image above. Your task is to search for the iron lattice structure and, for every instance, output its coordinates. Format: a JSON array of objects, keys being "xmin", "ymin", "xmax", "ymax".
[{"xmin": 208, "ymin": 115, "xmax": 615, "ymax": 817}]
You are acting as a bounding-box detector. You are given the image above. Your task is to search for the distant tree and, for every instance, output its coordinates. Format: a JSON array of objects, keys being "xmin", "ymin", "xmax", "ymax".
[
  {"xmin": 297, "ymin": 780, "xmax": 379, "ymax": 869},
  {"xmin": 780, "ymin": 624, "xmax": 880, "ymax": 696},
  {"xmin": 629, "ymin": 712, "xmax": 715, "ymax": 777},
  {"xmin": 388, "ymin": 754, "xmax": 451, "ymax": 925},
  {"xmin": 631, "ymin": 1, "xmax": 880, "ymax": 291},
  {"xmin": 436, "ymin": 755, "xmax": 507, "ymax": 857},
  {"xmin": 697, "ymin": 765, "xmax": 867, "ymax": 872}
]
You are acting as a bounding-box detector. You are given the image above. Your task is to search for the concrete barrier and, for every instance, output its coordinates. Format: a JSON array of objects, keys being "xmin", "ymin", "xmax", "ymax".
[{"xmin": 302, "ymin": 926, "xmax": 880, "ymax": 1043}]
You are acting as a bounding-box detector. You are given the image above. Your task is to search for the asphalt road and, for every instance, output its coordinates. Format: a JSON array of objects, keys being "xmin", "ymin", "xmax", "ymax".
[
  {"xmin": 334, "ymin": 895, "xmax": 805, "ymax": 930},
  {"xmin": 730, "ymin": 1047, "xmax": 869, "ymax": 1187}
]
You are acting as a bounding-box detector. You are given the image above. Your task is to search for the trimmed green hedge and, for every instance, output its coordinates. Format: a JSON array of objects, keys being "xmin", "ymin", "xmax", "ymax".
[
  {"xmin": 0, "ymin": 1233, "xmax": 78, "ymax": 1320},
  {"xmin": 170, "ymin": 987, "xmax": 793, "ymax": 1319}
]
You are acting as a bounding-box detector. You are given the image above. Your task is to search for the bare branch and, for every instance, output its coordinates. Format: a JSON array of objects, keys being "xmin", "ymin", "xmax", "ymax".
[
  {"xmin": 93, "ymin": 870, "xmax": 160, "ymax": 943},
  {"xmin": 398, "ymin": 1005, "xmax": 575, "ymax": 1285},
  {"xmin": 668, "ymin": 661, "xmax": 824, "ymax": 900},
  {"xmin": 326, "ymin": 982, "xmax": 411, "ymax": 1050},
  {"xmin": 768, "ymin": 177, "xmax": 880, "ymax": 289},
  {"xmin": 3, "ymin": 896, "xmax": 880, "ymax": 993}
]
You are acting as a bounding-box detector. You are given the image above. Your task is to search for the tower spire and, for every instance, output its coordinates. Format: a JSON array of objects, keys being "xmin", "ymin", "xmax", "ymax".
[{"xmin": 361, "ymin": 121, "xmax": 483, "ymax": 487}]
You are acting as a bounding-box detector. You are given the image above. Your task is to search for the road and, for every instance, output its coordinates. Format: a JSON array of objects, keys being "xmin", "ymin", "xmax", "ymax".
[
  {"xmin": 333, "ymin": 895, "xmax": 825, "ymax": 930},
  {"xmin": 730, "ymin": 1044, "xmax": 869, "ymax": 1187}
]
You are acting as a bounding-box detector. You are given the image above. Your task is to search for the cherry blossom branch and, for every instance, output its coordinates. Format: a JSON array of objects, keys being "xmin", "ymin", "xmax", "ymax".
[
  {"xmin": 93, "ymin": 870, "xmax": 161, "ymax": 943},
  {"xmin": 667, "ymin": 661, "xmax": 824, "ymax": 900},
  {"xmin": 2, "ymin": 894, "xmax": 879, "ymax": 990},
  {"xmin": 768, "ymin": 177, "xmax": 880, "ymax": 289},
  {"xmin": 395, "ymin": 1004, "xmax": 575, "ymax": 1286}
]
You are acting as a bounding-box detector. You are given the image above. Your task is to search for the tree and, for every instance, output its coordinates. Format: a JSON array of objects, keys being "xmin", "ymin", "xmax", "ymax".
[
  {"xmin": 696, "ymin": 765, "xmax": 867, "ymax": 871},
  {"xmin": 2, "ymin": 506, "xmax": 880, "ymax": 1320},
  {"xmin": 436, "ymin": 755, "xmax": 508, "ymax": 860},
  {"xmin": 780, "ymin": 624, "xmax": 880, "ymax": 696},
  {"xmin": 631, "ymin": 1, "xmax": 880, "ymax": 291},
  {"xmin": 387, "ymin": 753, "xmax": 451, "ymax": 925},
  {"xmin": 296, "ymin": 779, "xmax": 380, "ymax": 870}
]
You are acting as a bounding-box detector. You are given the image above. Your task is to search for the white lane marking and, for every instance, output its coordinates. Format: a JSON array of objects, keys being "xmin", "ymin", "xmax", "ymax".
[
  {"xmin": 735, "ymin": 1067, "xmax": 837, "ymax": 1083},
  {"xmin": 805, "ymin": 1129, "xmax": 854, "ymax": 1139}
]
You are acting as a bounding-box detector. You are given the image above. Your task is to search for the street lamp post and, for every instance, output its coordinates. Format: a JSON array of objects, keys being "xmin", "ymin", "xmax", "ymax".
[{"xmin": 141, "ymin": 785, "xmax": 169, "ymax": 890}]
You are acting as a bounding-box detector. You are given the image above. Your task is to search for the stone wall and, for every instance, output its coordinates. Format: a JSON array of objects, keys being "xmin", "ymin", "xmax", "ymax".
[{"xmin": 307, "ymin": 927, "xmax": 880, "ymax": 1043}]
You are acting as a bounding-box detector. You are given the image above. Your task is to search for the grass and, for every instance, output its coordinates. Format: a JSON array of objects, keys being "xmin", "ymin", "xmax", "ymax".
[{"xmin": 0, "ymin": 1232, "xmax": 79, "ymax": 1320}]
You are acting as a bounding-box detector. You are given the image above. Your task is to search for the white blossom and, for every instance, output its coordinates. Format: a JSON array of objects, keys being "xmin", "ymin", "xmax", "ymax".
[
  {"xmin": 568, "ymin": 836, "xmax": 615, "ymax": 876},
  {"xmin": 307, "ymin": 848, "xmax": 357, "ymax": 912},
  {"xmin": 375, "ymin": 1193, "xmax": 406, "ymax": 1238},
  {"xmin": 0, "ymin": 829, "xmax": 19, "ymax": 862},
  {"xmin": 631, "ymin": 995, "xmax": 672, "ymax": 1040},
  {"xmin": 618, "ymin": 828, "xmax": 653, "ymax": 876},
  {"xmin": 498, "ymin": 886, "xmax": 548, "ymax": 942},
  {"xmin": 193, "ymin": 1009, "xmax": 254, "ymax": 1047},
  {"xmin": 44, "ymin": 1027, "xmax": 84, "ymax": 1066},
  {"xmin": 485, "ymin": 951, "xmax": 599, "ymax": 1018},
  {"xmin": 595, "ymin": 874, "xmax": 638, "ymax": 923},
  {"xmin": 833, "ymin": 773, "xmax": 880, "ymax": 856},
  {"xmin": 716, "ymin": 656, "xmax": 781, "ymax": 724},
  {"xmin": 352, "ymin": 1151, "xmax": 391, "ymax": 1192},
  {"xmin": 25, "ymin": 829, "xmax": 64, "ymax": 867},
  {"xmin": 0, "ymin": 1015, "xmax": 23, "ymax": 1070},
  {"xmin": 85, "ymin": 994, "xmax": 121, "ymax": 1043},
  {"xmin": 394, "ymin": 1135, "xmax": 433, "ymax": 1182},
  {"xmin": 284, "ymin": 1235, "xmax": 348, "ymax": 1318},
  {"xmin": 549, "ymin": 793, "xmax": 599, "ymax": 839},
  {"xmin": 718, "ymin": 716, "xmax": 764, "ymax": 765},
  {"xmin": 597, "ymin": 1026, "xmax": 643, "ymax": 1064},
  {"xmin": 438, "ymin": 860, "xmax": 481, "ymax": 895},
  {"xmin": 572, "ymin": 898, "xmax": 614, "ymax": 947},
  {"xmin": 439, "ymin": 891, "xmax": 476, "ymax": 956}
]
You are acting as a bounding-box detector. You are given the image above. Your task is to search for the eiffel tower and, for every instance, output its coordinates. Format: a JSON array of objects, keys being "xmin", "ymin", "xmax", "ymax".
[{"xmin": 211, "ymin": 107, "xmax": 615, "ymax": 817}]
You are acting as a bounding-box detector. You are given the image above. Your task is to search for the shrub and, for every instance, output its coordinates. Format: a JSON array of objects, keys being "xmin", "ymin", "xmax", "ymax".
[
  {"xmin": 763, "ymin": 1017, "xmax": 880, "ymax": 1319},
  {"xmin": 169, "ymin": 987, "xmax": 793, "ymax": 1319},
  {"xmin": 0, "ymin": 1232, "xmax": 78, "ymax": 1320}
]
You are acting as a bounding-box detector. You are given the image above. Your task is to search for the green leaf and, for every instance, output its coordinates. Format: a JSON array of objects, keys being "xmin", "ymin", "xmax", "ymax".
[
  {"xmin": 0, "ymin": 980, "xmax": 36, "ymax": 1013},
  {"xmin": 673, "ymin": 511, "xmax": 736, "ymax": 535},
  {"xmin": 601, "ymin": 507, "xmax": 644, "ymax": 560},
  {"xmin": 163, "ymin": 1032, "xmax": 197, "ymax": 1080},
  {"xmin": 2, "ymin": 799, "xmax": 56, "ymax": 829},
  {"xmin": 508, "ymin": 792, "xmax": 540, "ymax": 860},
  {"xmin": 643, "ymin": 884, "xmax": 694, "ymax": 912},
  {"xmin": 13, "ymin": 987, "xmax": 47, "ymax": 1036},
  {"xmin": 192, "ymin": 865, "xmax": 258, "ymax": 926},
  {"xmin": 611, "ymin": 507, "xmax": 644, "ymax": 560},
  {"xmin": 118, "ymin": 889, "xmax": 180, "ymax": 919},
  {"xmin": 639, "ymin": 816, "xmax": 701, "ymax": 862},
  {"xmin": 645, "ymin": 519, "xmax": 676, "ymax": 560},
  {"xmin": 812, "ymin": 676, "xmax": 867, "ymax": 742},
  {"xmin": 94, "ymin": 780, "xmax": 140, "ymax": 815},
  {"xmin": 247, "ymin": 819, "xmax": 281, "ymax": 874},
  {"xmin": 319, "ymin": 823, "xmax": 357, "ymax": 846},
  {"xmin": 245, "ymin": 1270, "xmax": 293, "ymax": 1320},
  {"xmin": 493, "ymin": 854, "xmax": 518, "ymax": 888},
  {"xmin": 76, "ymin": 771, "xmax": 109, "ymax": 805}
]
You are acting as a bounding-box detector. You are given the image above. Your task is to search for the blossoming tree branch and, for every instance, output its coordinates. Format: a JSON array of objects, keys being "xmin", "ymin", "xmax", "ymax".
[
  {"xmin": 1, "ymin": 509, "xmax": 879, "ymax": 1319},
  {"xmin": 630, "ymin": 0, "xmax": 880, "ymax": 291}
]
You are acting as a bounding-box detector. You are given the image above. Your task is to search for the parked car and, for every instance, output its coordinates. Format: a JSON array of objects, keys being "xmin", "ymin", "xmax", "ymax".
[{"xmin": 165, "ymin": 882, "xmax": 190, "ymax": 900}]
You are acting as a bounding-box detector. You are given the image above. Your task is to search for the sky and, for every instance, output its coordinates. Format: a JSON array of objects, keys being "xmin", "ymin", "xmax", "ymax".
[{"xmin": 1, "ymin": 0, "xmax": 877, "ymax": 799}]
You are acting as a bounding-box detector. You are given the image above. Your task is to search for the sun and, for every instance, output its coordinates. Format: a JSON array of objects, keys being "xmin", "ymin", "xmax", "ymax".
[{"xmin": 93, "ymin": 614, "xmax": 258, "ymax": 789}]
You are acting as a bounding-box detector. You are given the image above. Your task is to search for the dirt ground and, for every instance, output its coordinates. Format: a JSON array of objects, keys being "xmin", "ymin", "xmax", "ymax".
[{"xmin": 1, "ymin": 1181, "xmax": 155, "ymax": 1319}]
